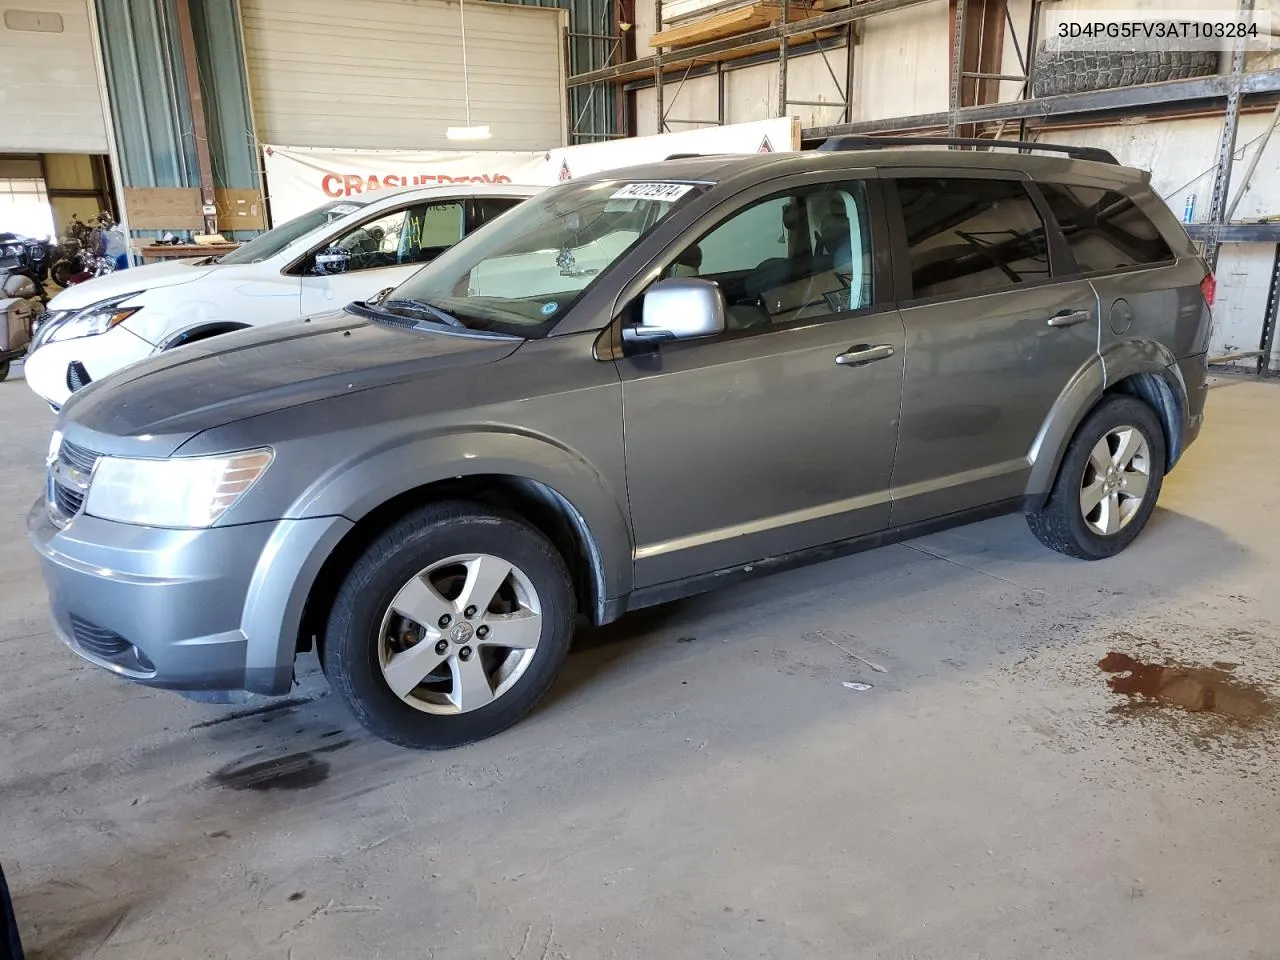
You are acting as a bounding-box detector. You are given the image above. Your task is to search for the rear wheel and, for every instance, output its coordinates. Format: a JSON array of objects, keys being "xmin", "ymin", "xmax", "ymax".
[
  {"xmin": 1027, "ymin": 395, "xmax": 1166, "ymax": 560},
  {"xmin": 323, "ymin": 502, "xmax": 575, "ymax": 749}
]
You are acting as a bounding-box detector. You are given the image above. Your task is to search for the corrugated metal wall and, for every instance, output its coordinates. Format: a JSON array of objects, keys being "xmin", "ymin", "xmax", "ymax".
[
  {"xmin": 190, "ymin": 0, "xmax": 259, "ymax": 190},
  {"xmin": 497, "ymin": 0, "xmax": 618, "ymax": 142},
  {"xmin": 96, "ymin": 0, "xmax": 260, "ymax": 236},
  {"xmin": 96, "ymin": 0, "xmax": 197, "ymax": 189}
]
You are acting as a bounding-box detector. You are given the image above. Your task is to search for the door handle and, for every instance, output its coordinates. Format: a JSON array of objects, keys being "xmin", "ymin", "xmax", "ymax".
[
  {"xmin": 1047, "ymin": 309, "xmax": 1093, "ymax": 328},
  {"xmin": 835, "ymin": 343, "xmax": 895, "ymax": 367}
]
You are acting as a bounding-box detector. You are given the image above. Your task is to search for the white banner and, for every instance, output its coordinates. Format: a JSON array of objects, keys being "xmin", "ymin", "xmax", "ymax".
[{"xmin": 261, "ymin": 117, "xmax": 799, "ymax": 223}]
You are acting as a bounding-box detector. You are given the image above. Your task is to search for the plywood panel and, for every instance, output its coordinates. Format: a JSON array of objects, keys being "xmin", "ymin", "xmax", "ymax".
[
  {"xmin": 42, "ymin": 153, "xmax": 97, "ymax": 190},
  {"xmin": 122, "ymin": 188, "xmax": 203, "ymax": 230},
  {"xmin": 215, "ymin": 188, "xmax": 267, "ymax": 231}
]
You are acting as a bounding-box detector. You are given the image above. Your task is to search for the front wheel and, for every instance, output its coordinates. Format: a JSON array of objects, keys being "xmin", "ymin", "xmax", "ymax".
[
  {"xmin": 1027, "ymin": 395, "xmax": 1166, "ymax": 560},
  {"xmin": 323, "ymin": 502, "xmax": 576, "ymax": 749},
  {"xmin": 49, "ymin": 259, "xmax": 76, "ymax": 289}
]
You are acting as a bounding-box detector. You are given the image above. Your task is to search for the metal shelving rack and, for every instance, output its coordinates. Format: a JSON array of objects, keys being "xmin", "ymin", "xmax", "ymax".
[{"xmin": 565, "ymin": 0, "xmax": 1280, "ymax": 372}]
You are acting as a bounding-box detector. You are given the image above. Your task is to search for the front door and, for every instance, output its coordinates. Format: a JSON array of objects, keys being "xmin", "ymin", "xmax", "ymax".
[
  {"xmin": 886, "ymin": 175, "xmax": 1101, "ymax": 525},
  {"xmin": 617, "ymin": 177, "xmax": 906, "ymax": 587},
  {"xmin": 300, "ymin": 198, "xmax": 468, "ymax": 314}
]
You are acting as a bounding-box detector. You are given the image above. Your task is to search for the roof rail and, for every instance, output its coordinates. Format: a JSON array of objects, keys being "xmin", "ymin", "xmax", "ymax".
[
  {"xmin": 665, "ymin": 153, "xmax": 706, "ymax": 160},
  {"xmin": 816, "ymin": 135, "xmax": 1119, "ymax": 165}
]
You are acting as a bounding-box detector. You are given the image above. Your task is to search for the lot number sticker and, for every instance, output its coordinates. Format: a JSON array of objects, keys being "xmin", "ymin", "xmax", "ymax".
[{"xmin": 611, "ymin": 182, "xmax": 695, "ymax": 202}]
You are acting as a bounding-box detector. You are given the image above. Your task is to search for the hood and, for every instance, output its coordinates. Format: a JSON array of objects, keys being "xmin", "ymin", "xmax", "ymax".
[
  {"xmin": 61, "ymin": 311, "xmax": 523, "ymax": 456},
  {"xmin": 47, "ymin": 258, "xmax": 220, "ymax": 310}
]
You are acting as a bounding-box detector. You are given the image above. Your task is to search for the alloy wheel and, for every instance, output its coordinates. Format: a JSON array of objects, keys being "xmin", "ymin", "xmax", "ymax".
[
  {"xmin": 1079, "ymin": 425, "xmax": 1152, "ymax": 536},
  {"xmin": 377, "ymin": 553, "xmax": 543, "ymax": 714}
]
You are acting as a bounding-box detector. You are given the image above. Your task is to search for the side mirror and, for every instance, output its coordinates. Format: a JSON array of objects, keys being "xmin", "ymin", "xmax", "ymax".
[
  {"xmin": 313, "ymin": 246, "xmax": 351, "ymax": 276},
  {"xmin": 624, "ymin": 277, "xmax": 726, "ymax": 344}
]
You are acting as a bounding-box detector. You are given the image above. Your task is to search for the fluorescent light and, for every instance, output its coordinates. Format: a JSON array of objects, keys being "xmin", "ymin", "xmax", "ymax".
[{"xmin": 447, "ymin": 125, "xmax": 491, "ymax": 141}]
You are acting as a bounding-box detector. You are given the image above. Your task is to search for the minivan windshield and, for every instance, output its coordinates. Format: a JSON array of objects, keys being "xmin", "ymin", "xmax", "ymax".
[
  {"xmin": 372, "ymin": 179, "xmax": 707, "ymax": 337},
  {"xmin": 216, "ymin": 200, "xmax": 369, "ymax": 264}
]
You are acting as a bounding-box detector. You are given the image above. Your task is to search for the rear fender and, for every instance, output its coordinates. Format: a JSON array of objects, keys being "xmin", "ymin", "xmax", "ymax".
[{"xmin": 1025, "ymin": 340, "xmax": 1187, "ymax": 507}]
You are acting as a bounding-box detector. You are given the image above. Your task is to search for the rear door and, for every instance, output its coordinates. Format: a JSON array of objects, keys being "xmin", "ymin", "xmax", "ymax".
[
  {"xmin": 616, "ymin": 173, "xmax": 906, "ymax": 587},
  {"xmin": 886, "ymin": 173, "xmax": 1101, "ymax": 525}
]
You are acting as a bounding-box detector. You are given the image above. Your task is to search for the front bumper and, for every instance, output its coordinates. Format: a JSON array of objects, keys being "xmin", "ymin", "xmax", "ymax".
[
  {"xmin": 28, "ymin": 498, "xmax": 350, "ymax": 695},
  {"xmin": 24, "ymin": 323, "xmax": 154, "ymax": 406}
]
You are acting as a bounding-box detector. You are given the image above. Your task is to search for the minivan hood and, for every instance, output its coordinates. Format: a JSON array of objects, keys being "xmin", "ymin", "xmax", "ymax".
[
  {"xmin": 47, "ymin": 258, "xmax": 220, "ymax": 310},
  {"xmin": 61, "ymin": 312, "xmax": 522, "ymax": 454}
]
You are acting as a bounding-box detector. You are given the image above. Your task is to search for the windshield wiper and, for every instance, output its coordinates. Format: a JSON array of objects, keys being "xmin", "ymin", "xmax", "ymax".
[{"xmin": 381, "ymin": 298, "xmax": 466, "ymax": 328}]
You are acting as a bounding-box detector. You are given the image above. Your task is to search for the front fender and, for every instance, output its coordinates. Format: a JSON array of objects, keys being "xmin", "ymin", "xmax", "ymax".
[
  {"xmin": 290, "ymin": 427, "xmax": 634, "ymax": 604},
  {"xmin": 159, "ymin": 321, "xmax": 250, "ymax": 351}
]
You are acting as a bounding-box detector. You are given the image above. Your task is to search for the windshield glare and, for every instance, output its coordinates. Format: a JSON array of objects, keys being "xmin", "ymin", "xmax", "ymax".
[
  {"xmin": 218, "ymin": 200, "xmax": 368, "ymax": 264},
  {"xmin": 384, "ymin": 180, "xmax": 706, "ymax": 336}
]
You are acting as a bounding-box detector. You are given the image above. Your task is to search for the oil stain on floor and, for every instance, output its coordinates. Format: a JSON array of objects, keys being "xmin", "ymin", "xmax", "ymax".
[{"xmin": 1097, "ymin": 651, "xmax": 1275, "ymax": 723}]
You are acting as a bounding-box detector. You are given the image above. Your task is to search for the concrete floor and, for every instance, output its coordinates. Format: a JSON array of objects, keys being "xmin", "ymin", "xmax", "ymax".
[{"xmin": 2, "ymin": 367, "xmax": 1279, "ymax": 960}]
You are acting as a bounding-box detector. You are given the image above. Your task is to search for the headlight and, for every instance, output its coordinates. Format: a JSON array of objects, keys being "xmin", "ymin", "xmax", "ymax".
[
  {"xmin": 84, "ymin": 448, "xmax": 274, "ymax": 528},
  {"xmin": 47, "ymin": 294, "xmax": 143, "ymax": 343}
]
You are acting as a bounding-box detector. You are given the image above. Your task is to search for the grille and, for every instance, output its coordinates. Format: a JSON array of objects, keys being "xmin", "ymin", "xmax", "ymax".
[
  {"xmin": 59, "ymin": 438, "xmax": 100, "ymax": 473},
  {"xmin": 53, "ymin": 482, "xmax": 84, "ymax": 516},
  {"xmin": 48, "ymin": 438, "xmax": 101, "ymax": 523},
  {"xmin": 66, "ymin": 361, "xmax": 92, "ymax": 392},
  {"xmin": 68, "ymin": 615, "xmax": 155, "ymax": 674}
]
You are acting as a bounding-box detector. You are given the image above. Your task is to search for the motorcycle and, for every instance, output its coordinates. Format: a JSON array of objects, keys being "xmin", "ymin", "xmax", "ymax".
[
  {"xmin": 0, "ymin": 232, "xmax": 51, "ymax": 301},
  {"xmin": 0, "ymin": 271, "xmax": 44, "ymax": 382},
  {"xmin": 50, "ymin": 212, "xmax": 117, "ymax": 287}
]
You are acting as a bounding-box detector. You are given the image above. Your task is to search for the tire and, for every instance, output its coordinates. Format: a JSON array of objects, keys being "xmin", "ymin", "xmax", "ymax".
[
  {"xmin": 0, "ymin": 360, "xmax": 8, "ymax": 382},
  {"xmin": 50, "ymin": 259, "xmax": 76, "ymax": 289},
  {"xmin": 1031, "ymin": 41, "xmax": 1217, "ymax": 98},
  {"xmin": 1027, "ymin": 395, "xmax": 1166, "ymax": 561},
  {"xmin": 323, "ymin": 501, "xmax": 576, "ymax": 749}
]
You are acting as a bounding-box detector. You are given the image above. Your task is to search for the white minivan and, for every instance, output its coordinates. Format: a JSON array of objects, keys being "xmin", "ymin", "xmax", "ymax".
[{"xmin": 25, "ymin": 183, "xmax": 542, "ymax": 409}]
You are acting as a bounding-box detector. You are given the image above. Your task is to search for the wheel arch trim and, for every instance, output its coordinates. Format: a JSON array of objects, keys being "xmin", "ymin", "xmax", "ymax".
[
  {"xmin": 1025, "ymin": 341, "xmax": 1188, "ymax": 506},
  {"xmin": 159, "ymin": 321, "xmax": 251, "ymax": 351}
]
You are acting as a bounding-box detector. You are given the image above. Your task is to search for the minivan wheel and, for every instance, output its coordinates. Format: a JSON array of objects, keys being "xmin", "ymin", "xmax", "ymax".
[
  {"xmin": 1027, "ymin": 395, "xmax": 1166, "ymax": 560},
  {"xmin": 323, "ymin": 502, "xmax": 575, "ymax": 749}
]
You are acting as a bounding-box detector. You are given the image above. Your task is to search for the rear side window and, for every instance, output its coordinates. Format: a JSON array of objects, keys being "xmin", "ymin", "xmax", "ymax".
[
  {"xmin": 1038, "ymin": 183, "xmax": 1175, "ymax": 273},
  {"xmin": 896, "ymin": 178, "xmax": 1051, "ymax": 299}
]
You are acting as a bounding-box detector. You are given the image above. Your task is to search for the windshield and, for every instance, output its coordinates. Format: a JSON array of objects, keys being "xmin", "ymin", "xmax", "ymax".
[
  {"xmin": 377, "ymin": 179, "xmax": 707, "ymax": 337},
  {"xmin": 217, "ymin": 200, "xmax": 369, "ymax": 264}
]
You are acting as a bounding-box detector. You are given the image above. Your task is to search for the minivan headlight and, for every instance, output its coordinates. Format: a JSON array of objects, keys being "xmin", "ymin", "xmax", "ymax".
[
  {"xmin": 47, "ymin": 294, "xmax": 143, "ymax": 343},
  {"xmin": 84, "ymin": 448, "xmax": 274, "ymax": 528}
]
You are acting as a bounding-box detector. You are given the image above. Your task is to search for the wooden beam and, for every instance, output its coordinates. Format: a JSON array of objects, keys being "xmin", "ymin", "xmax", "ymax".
[{"xmin": 173, "ymin": 0, "xmax": 217, "ymax": 235}]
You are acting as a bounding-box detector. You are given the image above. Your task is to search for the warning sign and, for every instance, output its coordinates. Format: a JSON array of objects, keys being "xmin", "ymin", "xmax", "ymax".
[
  {"xmin": 758, "ymin": 136, "xmax": 774, "ymax": 152},
  {"xmin": 559, "ymin": 159, "xmax": 573, "ymax": 182}
]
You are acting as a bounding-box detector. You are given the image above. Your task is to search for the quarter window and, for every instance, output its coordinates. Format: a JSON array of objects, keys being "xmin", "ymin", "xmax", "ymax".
[
  {"xmin": 664, "ymin": 181, "xmax": 873, "ymax": 332},
  {"xmin": 897, "ymin": 178, "xmax": 1051, "ymax": 299},
  {"xmin": 1038, "ymin": 183, "xmax": 1175, "ymax": 273}
]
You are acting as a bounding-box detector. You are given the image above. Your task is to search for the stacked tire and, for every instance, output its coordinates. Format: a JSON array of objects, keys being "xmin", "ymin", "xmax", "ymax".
[{"xmin": 1031, "ymin": 39, "xmax": 1218, "ymax": 99}]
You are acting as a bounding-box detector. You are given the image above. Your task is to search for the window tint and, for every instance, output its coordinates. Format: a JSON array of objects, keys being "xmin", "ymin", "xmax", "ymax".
[
  {"xmin": 470, "ymin": 197, "xmax": 523, "ymax": 232},
  {"xmin": 665, "ymin": 181, "xmax": 873, "ymax": 332},
  {"xmin": 897, "ymin": 178, "xmax": 1050, "ymax": 299},
  {"xmin": 330, "ymin": 201, "xmax": 463, "ymax": 273},
  {"xmin": 1039, "ymin": 183, "xmax": 1175, "ymax": 272}
]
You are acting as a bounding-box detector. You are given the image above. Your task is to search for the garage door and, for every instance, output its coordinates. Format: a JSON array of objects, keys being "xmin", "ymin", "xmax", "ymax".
[
  {"xmin": 240, "ymin": 0, "xmax": 567, "ymax": 151},
  {"xmin": 0, "ymin": 0, "xmax": 109, "ymax": 153}
]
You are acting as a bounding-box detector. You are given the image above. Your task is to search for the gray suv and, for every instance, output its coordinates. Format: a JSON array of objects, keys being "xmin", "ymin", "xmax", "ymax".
[{"xmin": 29, "ymin": 139, "xmax": 1213, "ymax": 749}]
